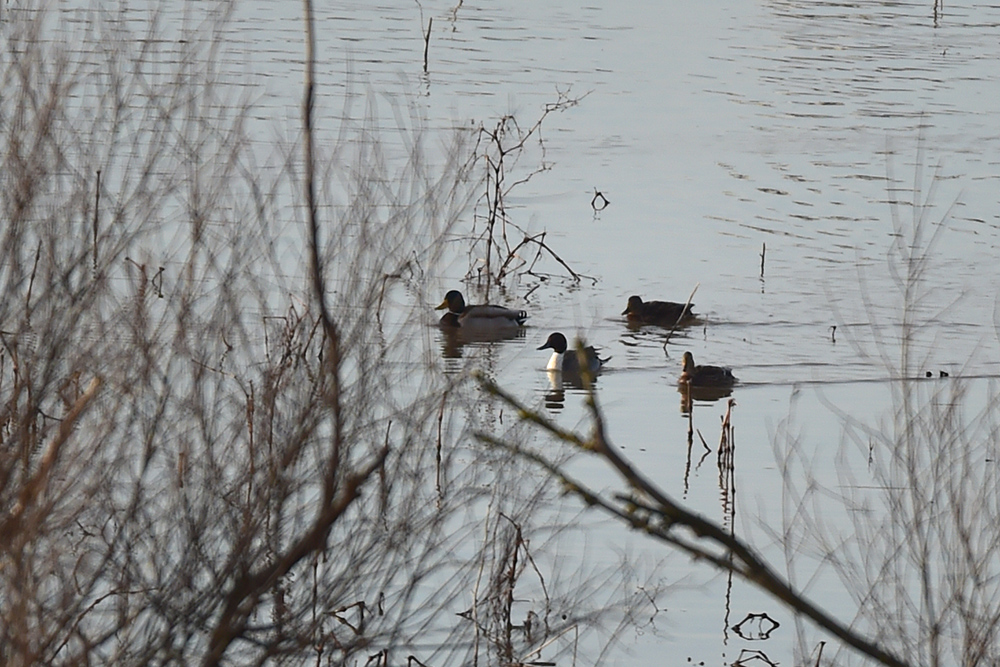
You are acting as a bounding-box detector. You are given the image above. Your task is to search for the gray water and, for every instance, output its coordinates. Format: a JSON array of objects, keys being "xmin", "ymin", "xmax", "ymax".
[{"xmin": 36, "ymin": 0, "xmax": 1000, "ymax": 664}]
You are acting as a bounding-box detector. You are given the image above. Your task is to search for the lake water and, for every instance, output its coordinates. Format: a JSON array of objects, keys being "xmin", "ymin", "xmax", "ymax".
[
  {"xmin": 396, "ymin": 3, "xmax": 997, "ymax": 663},
  {"xmin": 29, "ymin": 0, "xmax": 1000, "ymax": 664}
]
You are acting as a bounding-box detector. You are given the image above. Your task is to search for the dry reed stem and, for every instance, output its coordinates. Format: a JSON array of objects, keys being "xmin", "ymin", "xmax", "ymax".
[{"xmin": 662, "ymin": 283, "xmax": 698, "ymax": 350}]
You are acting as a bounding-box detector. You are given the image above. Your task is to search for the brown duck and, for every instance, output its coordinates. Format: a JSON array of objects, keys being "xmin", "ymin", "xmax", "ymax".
[
  {"xmin": 679, "ymin": 351, "xmax": 736, "ymax": 387},
  {"xmin": 622, "ymin": 295, "xmax": 696, "ymax": 326}
]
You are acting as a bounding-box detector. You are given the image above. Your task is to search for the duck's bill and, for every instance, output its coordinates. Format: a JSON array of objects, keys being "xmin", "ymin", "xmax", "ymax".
[{"xmin": 435, "ymin": 300, "xmax": 449, "ymax": 310}]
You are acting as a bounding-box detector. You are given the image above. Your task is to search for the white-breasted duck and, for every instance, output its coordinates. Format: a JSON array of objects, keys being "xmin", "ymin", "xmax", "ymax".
[{"xmin": 537, "ymin": 332, "xmax": 607, "ymax": 377}]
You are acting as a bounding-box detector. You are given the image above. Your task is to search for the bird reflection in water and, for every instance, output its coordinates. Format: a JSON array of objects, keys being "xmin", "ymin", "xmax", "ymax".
[{"xmin": 438, "ymin": 311, "xmax": 526, "ymax": 360}]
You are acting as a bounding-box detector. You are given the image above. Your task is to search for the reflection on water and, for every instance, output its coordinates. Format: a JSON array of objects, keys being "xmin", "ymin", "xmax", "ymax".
[
  {"xmin": 732, "ymin": 612, "xmax": 781, "ymax": 642},
  {"xmin": 437, "ymin": 327, "xmax": 526, "ymax": 372},
  {"xmin": 417, "ymin": 0, "xmax": 1000, "ymax": 660},
  {"xmin": 679, "ymin": 384, "xmax": 736, "ymax": 414},
  {"xmin": 27, "ymin": 0, "xmax": 1000, "ymax": 663},
  {"xmin": 438, "ymin": 323, "xmax": 527, "ymax": 360},
  {"xmin": 542, "ymin": 374, "xmax": 567, "ymax": 411},
  {"xmin": 540, "ymin": 367, "xmax": 605, "ymax": 411},
  {"xmin": 415, "ymin": 0, "xmax": 1000, "ymax": 649}
]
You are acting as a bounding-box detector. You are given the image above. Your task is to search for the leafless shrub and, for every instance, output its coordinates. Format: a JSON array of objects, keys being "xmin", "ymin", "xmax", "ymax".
[
  {"xmin": 0, "ymin": 4, "xmax": 658, "ymax": 665},
  {"xmin": 464, "ymin": 90, "xmax": 594, "ymax": 292},
  {"xmin": 773, "ymin": 143, "xmax": 1000, "ymax": 666}
]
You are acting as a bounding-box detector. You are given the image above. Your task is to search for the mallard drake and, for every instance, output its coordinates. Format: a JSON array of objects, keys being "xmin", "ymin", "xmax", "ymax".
[
  {"xmin": 436, "ymin": 290, "xmax": 527, "ymax": 330},
  {"xmin": 622, "ymin": 295, "xmax": 696, "ymax": 326},
  {"xmin": 537, "ymin": 332, "xmax": 608, "ymax": 377},
  {"xmin": 678, "ymin": 351, "xmax": 736, "ymax": 387}
]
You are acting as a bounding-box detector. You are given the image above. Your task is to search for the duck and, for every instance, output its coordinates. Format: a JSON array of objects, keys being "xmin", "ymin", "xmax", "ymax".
[
  {"xmin": 622, "ymin": 295, "xmax": 696, "ymax": 326},
  {"xmin": 537, "ymin": 332, "xmax": 607, "ymax": 377},
  {"xmin": 436, "ymin": 290, "xmax": 527, "ymax": 331},
  {"xmin": 678, "ymin": 351, "xmax": 736, "ymax": 387}
]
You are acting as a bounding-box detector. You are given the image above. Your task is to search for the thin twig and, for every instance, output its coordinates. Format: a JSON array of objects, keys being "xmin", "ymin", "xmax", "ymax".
[
  {"xmin": 2, "ymin": 377, "xmax": 102, "ymax": 541},
  {"xmin": 423, "ymin": 17, "xmax": 432, "ymax": 73},
  {"xmin": 25, "ymin": 241, "xmax": 42, "ymax": 325},
  {"xmin": 814, "ymin": 641, "xmax": 826, "ymax": 667},
  {"xmin": 663, "ymin": 283, "xmax": 699, "ymax": 350},
  {"xmin": 501, "ymin": 232, "xmax": 591, "ymax": 283},
  {"xmin": 93, "ymin": 169, "xmax": 101, "ymax": 272}
]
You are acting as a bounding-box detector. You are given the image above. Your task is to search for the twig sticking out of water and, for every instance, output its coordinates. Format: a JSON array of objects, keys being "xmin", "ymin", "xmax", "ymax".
[
  {"xmin": 662, "ymin": 283, "xmax": 699, "ymax": 351},
  {"xmin": 422, "ymin": 17, "xmax": 432, "ymax": 73},
  {"xmin": 469, "ymin": 90, "xmax": 588, "ymax": 292},
  {"xmin": 719, "ymin": 398, "xmax": 735, "ymax": 455},
  {"xmin": 760, "ymin": 242, "xmax": 766, "ymax": 278},
  {"xmin": 591, "ymin": 189, "xmax": 609, "ymax": 211},
  {"xmin": 449, "ymin": 0, "xmax": 464, "ymax": 25},
  {"xmin": 718, "ymin": 399, "xmax": 736, "ymax": 532},
  {"xmin": 830, "ymin": 325, "xmax": 836, "ymax": 343},
  {"xmin": 93, "ymin": 170, "xmax": 101, "ymax": 273},
  {"xmin": 813, "ymin": 641, "xmax": 826, "ymax": 667},
  {"xmin": 503, "ymin": 231, "xmax": 596, "ymax": 284}
]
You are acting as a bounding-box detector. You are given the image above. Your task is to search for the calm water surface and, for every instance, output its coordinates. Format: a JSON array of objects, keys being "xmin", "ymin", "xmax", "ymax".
[
  {"xmin": 427, "ymin": 3, "xmax": 1000, "ymax": 662},
  {"xmin": 44, "ymin": 0, "xmax": 1000, "ymax": 663}
]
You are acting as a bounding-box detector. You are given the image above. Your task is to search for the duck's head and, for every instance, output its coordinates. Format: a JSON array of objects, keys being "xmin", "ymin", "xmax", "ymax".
[
  {"xmin": 436, "ymin": 290, "xmax": 465, "ymax": 313},
  {"xmin": 537, "ymin": 332, "xmax": 569, "ymax": 354},
  {"xmin": 622, "ymin": 295, "xmax": 644, "ymax": 316},
  {"xmin": 681, "ymin": 351, "xmax": 696, "ymax": 373}
]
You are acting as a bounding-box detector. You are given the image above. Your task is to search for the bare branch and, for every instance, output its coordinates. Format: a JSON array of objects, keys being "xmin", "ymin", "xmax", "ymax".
[{"xmin": 474, "ymin": 372, "xmax": 910, "ymax": 667}]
